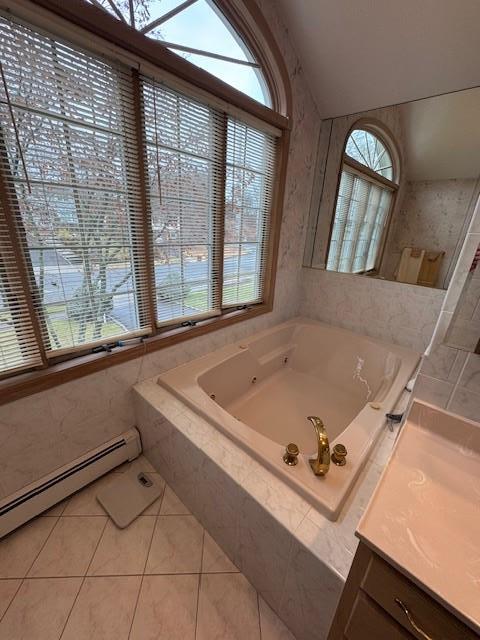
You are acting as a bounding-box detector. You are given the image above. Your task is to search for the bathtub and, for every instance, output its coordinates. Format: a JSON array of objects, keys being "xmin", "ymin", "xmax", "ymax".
[{"xmin": 158, "ymin": 318, "xmax": 419, "ymax": 520}]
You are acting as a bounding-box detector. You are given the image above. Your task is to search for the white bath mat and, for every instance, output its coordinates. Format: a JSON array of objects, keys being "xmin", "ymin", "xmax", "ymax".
[{"xmin": 97, "ymin": 470, "xmax": 163, "ymax": 528}]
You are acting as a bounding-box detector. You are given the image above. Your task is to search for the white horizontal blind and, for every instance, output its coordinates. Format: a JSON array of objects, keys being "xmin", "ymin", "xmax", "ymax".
[
  {"xmin": 0, "ymin": 16, "xmax": 151, "ymax": 356},
  {"xmin": 223, "ymin": 118, "xmax": 276, "ymax": 307},
  {"xmin": 0, "ymin": 190, "xmax": 43, "ymax": 374},
  {"xmin": 142, "ymin": 76, "xmax": 224, "ymax": 326},
  {"xmin": 327, "ymin": 168, "xmax": 392, "ymax": 274}
]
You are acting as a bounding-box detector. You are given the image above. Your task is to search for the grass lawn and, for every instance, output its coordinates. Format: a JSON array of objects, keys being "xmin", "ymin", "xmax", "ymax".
[
  {"xmin": 48, "ymin": 318, "xmax": 123, "ymax": 349},
  {"xmin": 185, "ymin": 281, "xmax": 256, "ymax": 310}
]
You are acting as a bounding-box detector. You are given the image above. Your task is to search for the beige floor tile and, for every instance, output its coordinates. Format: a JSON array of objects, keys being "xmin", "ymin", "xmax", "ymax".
[
  {"xmin": 159, "ymin": 485, "xmax": 191, "ymax": 515},
  {"xmin": 145, "ymin": 515, "xmax": 203, "ymax": 574},
  {"xmin": 0, "ymin": 580, "xmax": 21, "ymax": 619},
  {"xmin": 130, "ymin": 574, "xmax": 198, "ymax": 640},
  {"xmin": 42, "ymin": 500, "xmax": 68, "ymax": 517},
  {"xmin": 62, "ymin": 474, "xmax": 115, "ymax": 516},
  {"xmin": 259, "ymin": 596, "xmax": 296, "ymax": 640},
  {"xmin": 88, "ymin": 516, "xmax": 156, "ymax": 576},
  {"xmin": 28, "ymin": 516, "xmax": 107, "ymax": 577},
  {"xmin": 141, "ymin": 495, "xmax": 163, "ymax": 516},
  {"xmin": 202, "ymin": 532, "xmax": 239, "ymax": 573},
  {"xmin": 0, "ymin": 578, "xmax": 81, "ymax": 640},
  {"xmin": 61, "ymin": 576, "xmax": 141, "ymax": 640},
  {"xmin": 196, "ymin": 573, "xmax": 260, "ymax": 640},
  {"xmin": 0, "ymin": 517, "xmax": 57, "ymax": 578}
]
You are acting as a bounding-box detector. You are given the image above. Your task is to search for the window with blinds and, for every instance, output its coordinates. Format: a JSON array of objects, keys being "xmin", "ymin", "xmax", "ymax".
[
  {"xmin": 327, "ymin": 128, "xmax": 397, "ymax": 274},
  {"xmin": 142, "ymin": 77, "xmax": 225, "ymax": 326},
  {"xmin": 0, "ymin": 17, "xmax": 151, "ymax": 357},
  {"xmin": 0, "ymin": 13, "xmax": 280, "ymax": 379},
  {"xmin": 0, "ymin": 191, "xmax": 43, "ymax": 373},
  {"xmin": 223, "ymin": 119, "xmax": 276, "ymax": 306},
  {"xmin": 328, "ymin": 170, "xmax": 393, "ymax": 273}
]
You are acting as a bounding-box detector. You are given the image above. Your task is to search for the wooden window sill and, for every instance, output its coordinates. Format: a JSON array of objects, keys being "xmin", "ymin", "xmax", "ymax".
[{"xmin": 0, "ymin": 303, "xmax": 271, "ymax": 406}]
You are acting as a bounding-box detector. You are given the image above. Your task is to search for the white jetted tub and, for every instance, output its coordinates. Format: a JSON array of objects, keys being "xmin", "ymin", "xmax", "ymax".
[{"xmin": 158, "ymin": 318, "xmax": 419, "ymax": 519}]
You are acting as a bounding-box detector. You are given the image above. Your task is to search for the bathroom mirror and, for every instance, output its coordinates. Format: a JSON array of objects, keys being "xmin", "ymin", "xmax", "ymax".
[{"xmin": 304, "ymin": 86, "xmax": 480, "ymax": 290}]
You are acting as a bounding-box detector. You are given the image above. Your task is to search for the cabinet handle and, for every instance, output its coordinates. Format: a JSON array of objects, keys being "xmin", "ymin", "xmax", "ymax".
[{"xmin": 395, "ymin": 598, "xmax": 433, "ymax": 640}]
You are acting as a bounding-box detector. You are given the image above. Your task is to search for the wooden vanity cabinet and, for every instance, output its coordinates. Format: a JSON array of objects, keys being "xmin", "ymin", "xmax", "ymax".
[{"xmin": 328, "ymin": 542, "xmax": 478, "ymax": 640}]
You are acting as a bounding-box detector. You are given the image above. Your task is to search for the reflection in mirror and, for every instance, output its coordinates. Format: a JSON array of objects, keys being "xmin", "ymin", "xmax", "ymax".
[
  {"xmin": 327, "ymin": 125, "xmax": 398, "ymax": 274},
  {"xmin": 445, "ymin": 244, "xmax": 480, "ymax": 353},
  {"xmin": 305, "ymin": 87, "xmax": 480, "ymax": 290}
]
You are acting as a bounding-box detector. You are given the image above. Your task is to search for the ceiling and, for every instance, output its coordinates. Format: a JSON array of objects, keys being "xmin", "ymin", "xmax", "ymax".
[
  {"xmin": 276, "ymin": 0, "xmax": 480, "ymax": 119},
  {"xmin": 400, "ymin": 88, "xmax": 480, "ymax": 181}
]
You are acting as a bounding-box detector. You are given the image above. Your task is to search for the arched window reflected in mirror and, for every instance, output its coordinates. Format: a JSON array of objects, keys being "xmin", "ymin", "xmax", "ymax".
[{"xmin": 327, "ymin": 125, "xmax": 399, "ymax": 274}]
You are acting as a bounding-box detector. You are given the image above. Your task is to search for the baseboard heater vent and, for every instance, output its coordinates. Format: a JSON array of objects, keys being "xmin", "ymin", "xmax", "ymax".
[{"xmin": 0, "ymin": 428, "xmax": 142, "ymax": 538}]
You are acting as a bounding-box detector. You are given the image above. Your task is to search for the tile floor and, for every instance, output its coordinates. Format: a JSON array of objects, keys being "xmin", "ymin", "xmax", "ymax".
[{"xmin": 0, "ymin": 456, "xmax": 296, "ymax": 640}]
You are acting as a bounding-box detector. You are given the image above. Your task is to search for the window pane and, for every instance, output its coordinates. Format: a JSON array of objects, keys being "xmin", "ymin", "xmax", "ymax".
[
  {"xmin": 169, "ymin": 51, "xmax": 268, "ymax": 106},
  {"xmin": 142, "ymin": 78, "xmax": 224, "ymax": 325},
  {"xmin": 345, "ymin": 129, "xmax": 394, "ymax": 180},
  {"xmin": 223, "ymin": 119, "xmax": 276, "ymax": 307},
  {"xmin": 327, "ymin": 169, "xmax": 392, "ymax": 274},
  {"xmin": 85, "ymin": 0, "xmax": 271, "ymax": 106},
  {"xmin": 151, "ymin": 0, "xmax": 249, "ymax": 60},
  {"xmin": 0, "ymin": 17, "xmax": 150, "ymax": 355}
]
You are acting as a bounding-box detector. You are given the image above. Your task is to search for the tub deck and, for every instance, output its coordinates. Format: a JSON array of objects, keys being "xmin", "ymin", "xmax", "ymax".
[{"xmin": 158, "ymin": 318, "xmax": 419, "ymax": 519}]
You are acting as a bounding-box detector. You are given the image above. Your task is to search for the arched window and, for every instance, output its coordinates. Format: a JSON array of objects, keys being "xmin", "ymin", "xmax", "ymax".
[
  {"xmin": 327, "ymin": 125, "xmax": 399, "ymax": 274},
  {"xmin": 86, "ymin": 0, "xmax": 271, "ymax": 106}
]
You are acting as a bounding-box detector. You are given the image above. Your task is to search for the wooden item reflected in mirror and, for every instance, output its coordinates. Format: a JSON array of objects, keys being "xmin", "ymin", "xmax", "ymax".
[{"xmin": 395, "ymin": 248, "xmax": 445, "ymax": 287}]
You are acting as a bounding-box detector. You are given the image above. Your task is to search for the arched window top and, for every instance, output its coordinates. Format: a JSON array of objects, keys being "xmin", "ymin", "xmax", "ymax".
[
  {"xmin": 345, "ymin": 128, "xmax": 395, "ymax": 181},
  {"xmin": 86, "ymin": 0, "xmax": 271, "ymax": 106}
]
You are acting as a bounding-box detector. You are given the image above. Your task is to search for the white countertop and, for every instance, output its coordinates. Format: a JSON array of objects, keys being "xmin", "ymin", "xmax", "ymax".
[{"xmin": 357, "ymin": 400, "xmax": 480, "ymax": 634}]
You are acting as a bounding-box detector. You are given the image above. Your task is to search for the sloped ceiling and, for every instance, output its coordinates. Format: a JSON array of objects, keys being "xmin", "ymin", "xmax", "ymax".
[
  {"xmin": 276, "ymin": 0, "xmax": 480, "ymax": 119},
  {"xmin": 400, "ymin": 88, "xmax": 480, "ymax": 181}
]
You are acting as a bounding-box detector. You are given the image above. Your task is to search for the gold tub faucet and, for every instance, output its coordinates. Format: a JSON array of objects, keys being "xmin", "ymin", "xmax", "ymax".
[{"xmin": 307, "ymin": 416, "xmax": 330, "ymax": 476}]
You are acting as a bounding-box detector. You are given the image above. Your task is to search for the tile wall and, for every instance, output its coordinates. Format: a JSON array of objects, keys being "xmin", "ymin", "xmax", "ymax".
[{"xmin": 414, "ymin": 195, "xmax": 480, "ymax": 419}]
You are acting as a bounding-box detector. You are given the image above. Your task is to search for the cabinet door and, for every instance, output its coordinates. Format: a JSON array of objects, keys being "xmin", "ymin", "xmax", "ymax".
[
  {"xmin": 345, "ymin": 591, "xmax": 413, "ymax": 640},
  {"xmin": 362, "ymin": 553, "xmax": 478, "ymax": 640}
]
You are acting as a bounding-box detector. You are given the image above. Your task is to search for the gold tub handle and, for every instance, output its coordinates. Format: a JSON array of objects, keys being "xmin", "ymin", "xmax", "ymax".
[{"xmin": 283, "ymin": 442, "xmax": 300, "ymax": 466}]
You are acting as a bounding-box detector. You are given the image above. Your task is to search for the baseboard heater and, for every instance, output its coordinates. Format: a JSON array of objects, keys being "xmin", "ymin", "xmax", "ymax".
[{"xmin": 0, "ymin": 428, "xmax": 142, "ymax": 538}]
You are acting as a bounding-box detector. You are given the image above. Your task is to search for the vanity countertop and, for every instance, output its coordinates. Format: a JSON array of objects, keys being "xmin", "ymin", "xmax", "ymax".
[{"xmin": 356, "ymin": 399, "xmax": 480, "ymax": 634}]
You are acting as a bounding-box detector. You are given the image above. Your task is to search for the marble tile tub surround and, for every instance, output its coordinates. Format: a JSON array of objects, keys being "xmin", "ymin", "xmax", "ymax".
[
  {"xmin": 0, "ymin": 0, "xmax": 322, "ymax": 501},
  {"xmin": 299, "ymin": 267, "xmax": 445, "ymax": 353},
  {"xmin": 415, "ymin": 349, "xmax": 480, "ymax": 422},
  {"xmin": 0, "ymin": 457, "xmax": 295, "ymax": 640},
  {"xmin": 134, "ymin": 380, "xmax": 402, "ymax": 640}
]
